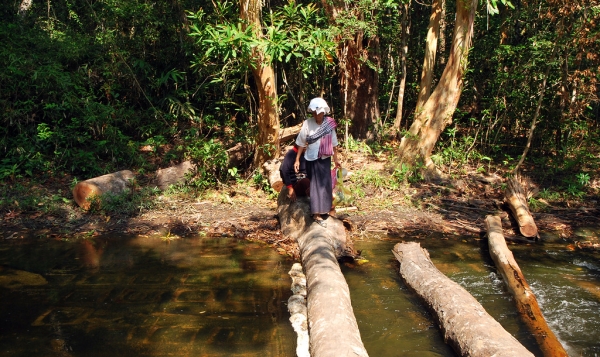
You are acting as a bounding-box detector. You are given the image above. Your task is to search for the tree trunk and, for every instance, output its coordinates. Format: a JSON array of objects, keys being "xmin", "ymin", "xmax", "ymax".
[
  {"xmin": 277, "ymin": 190, "xmax": 367, "ymax": 357},
  {"xmin": 485, "ymin": 215, "xmax": 568, "ymax": 357},
  {"xmin": 322, "ymin": 1, "xmax": 381, "ymax": 140},
  {"xmin": 396, "ymin": 0, "xmax": 477, "ymax": 170},
  {"xmin": 392, "ymin": 0, "xmax": 411, "ymax": 135},
  {"xmin": 416, "ymin": 0, "xmax": 442, "ymax": 111},
  {"xmin": 72, "ymin": 170, "xmax": 135, "ymax": 210},
  {"xmin": 504, "ymin": 176, "xmax": 538, "ymax": 238},
  {"xmin": 392, "ymin": 242, "xmax": 534, "ymax": 357},
  {"xmin": 240, "ymin": 0, "xmax": 281, "ymax": 169}
]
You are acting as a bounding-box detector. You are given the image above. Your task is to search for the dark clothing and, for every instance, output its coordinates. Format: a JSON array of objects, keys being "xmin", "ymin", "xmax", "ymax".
[
  {"xmin": 306, "ymin": 157, "xmax": 332, "ymax": 214},
  {"xmin": 280, "ymin": 148, "xmax": 307, "ymax": 188}
]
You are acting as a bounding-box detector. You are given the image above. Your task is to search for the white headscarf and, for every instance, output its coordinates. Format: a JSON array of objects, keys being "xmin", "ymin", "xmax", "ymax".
[{"xmin": 307, "ymin": 97, "xmax": 330, "ymax": 115}]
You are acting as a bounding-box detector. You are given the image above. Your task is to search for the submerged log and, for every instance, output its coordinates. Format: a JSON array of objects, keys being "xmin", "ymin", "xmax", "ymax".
[
  {"xmin": 485, "ymin": 215, "xmax": 568, "ymax": 357},
  {"xmin": 73, "ymin": 170, "xmax": 135, "ymax": 210},
  {"xmin": 504, "ymin": 176, "xmax": 538, "ymax": 238},
  {"xmin": 278, "ymin": 189, "xmax": 367, "ymax": 357},
  {"xmin": 392, "ymin": 242, "xmax": 534, "ymax": 357},
  {"xmin": 287, "ymin": 263, "xmax": 310, "ymax": 357}
]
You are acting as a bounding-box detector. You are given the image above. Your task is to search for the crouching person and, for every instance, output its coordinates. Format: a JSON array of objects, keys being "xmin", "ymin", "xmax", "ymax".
[{"xmin": 279, "ymin": 144, "xmax": 310, "ymax": 202}]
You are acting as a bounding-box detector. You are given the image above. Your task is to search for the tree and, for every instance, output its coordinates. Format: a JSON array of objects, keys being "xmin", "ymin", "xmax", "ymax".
[
  {"xmin": 321, "ymin": 0, "xmax": 381, "ymax": 140},
  {"xmin": 240, "ymin": 0, "xmax": 281, "ymax": 168},
  {"xmin": 396, "ymin": 0, "xmax": 477, "ymax": 174}
]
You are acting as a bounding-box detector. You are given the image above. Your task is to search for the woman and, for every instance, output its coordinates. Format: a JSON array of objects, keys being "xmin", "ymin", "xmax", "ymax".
[{"xmin": 294, "ymin": 97, "xmax": 341, "ymax": 228}]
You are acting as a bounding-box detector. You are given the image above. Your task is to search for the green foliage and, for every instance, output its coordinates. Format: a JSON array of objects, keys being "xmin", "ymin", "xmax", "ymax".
[
  {"xmin": 252, "ymin": 171, "xmax": 277, "ymax": 198},
  {"xmin": 87, "ymin": 186, "xmax": 160, "ymax": 216},
  {"xmin": 185, "ymin": 139, "xmax": 229, "ymax": 190}
]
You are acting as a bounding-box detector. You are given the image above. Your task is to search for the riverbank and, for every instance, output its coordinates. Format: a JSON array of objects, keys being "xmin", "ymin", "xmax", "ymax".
[{"xmin": 1, "ymin": 151, "xmax": 599, "ymax": 255}]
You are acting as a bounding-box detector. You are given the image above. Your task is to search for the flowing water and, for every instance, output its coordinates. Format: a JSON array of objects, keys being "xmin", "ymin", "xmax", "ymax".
[
  {"xmin": 344, "ymin": 230, "xmax": 600, "ymax": 357},
  {"xmin": 0, "ymin": 229, "xmax": 598, "ymax": 356}
]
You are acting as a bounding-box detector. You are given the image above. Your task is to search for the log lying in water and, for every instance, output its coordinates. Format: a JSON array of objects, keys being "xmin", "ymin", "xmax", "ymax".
[
  {"xmin": 392, "ymin": 242, "xmax": 534, "ymax": 357},
  {"xmin": 504, "ymin": 176, "xmax": 538, "ymax": 238},
  {"xmin": 287, "ymin": 263, "xmax": 309, "ymax": 357},
  {"xmin": 485, "ymin": 215, "xmax": 568, "ymax": 357},
  {"xmin": 277, "ymin": 189, "xmax": 367, "ymax": 357},
  {"xmin": 72, "ymin": 170, "xmax": 135, "ymax": 210}
]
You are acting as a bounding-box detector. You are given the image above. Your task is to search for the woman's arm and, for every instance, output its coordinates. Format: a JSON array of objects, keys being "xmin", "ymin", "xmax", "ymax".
[{"xmin": 333, "ymin": 146, "xmax": 341, "ymax": 169}]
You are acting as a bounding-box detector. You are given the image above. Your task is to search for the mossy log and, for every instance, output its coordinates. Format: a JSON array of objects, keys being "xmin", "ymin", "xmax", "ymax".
[
  {"xmin": 277, "ymin": 189, "xmax": 367, "ymax": 357},
  {"xmin": 485, "ymin": 215, "xmax": 568, "ymax": 357},
  {"xmin": 72, "ymin": 170, "xmax": 135, "ymax": 210},
  {"xmin": 392, "ymin": 242, "xmax": 534, "ymax": 357},
  {"xmin": 504, "ymin": 176, "xmax": 538, "ymax": 238}
]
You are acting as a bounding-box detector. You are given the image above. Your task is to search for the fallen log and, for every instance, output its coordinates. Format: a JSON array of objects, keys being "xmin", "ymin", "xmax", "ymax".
[
  {"xmin": 72, "ymin": 170, "xmax": 135, "ymax": 210},
  {"xmin": 392, "ymin": 242, "xmax": 534, "ymax": 357},
  {"xmin": 485, "ymin": 215, "xmax": 568, "ymax": 357},
  {"xmin": 279, "ymin": 123, "xmax": 302, "ymax": 142},
  {"xmin": 154, "ymin": 161, "xmax": 195, "ymax": 190},
  {"xmin": 152, "ymin": 143, "xmax": 253, "ymax": 190},
  {"xmin": 287, "ymin": 263, "xmax": 309, "ymax": 357},
  {"xmin": 262, "ymin": 158, "xmax": 284, "ymax": 192},
  {"xmin": 277, "ymin": 188, "xmax": 367, "ymax": 357},
  {"xmin": 504, "ymin": 176, "xmax": 539, "ymax": 238}
]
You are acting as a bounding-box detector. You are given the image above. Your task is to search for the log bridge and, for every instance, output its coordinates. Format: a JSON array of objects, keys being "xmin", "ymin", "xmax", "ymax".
[{"xmin": 277, "ymin": 188, "xmax": 368, "ymax": 357}]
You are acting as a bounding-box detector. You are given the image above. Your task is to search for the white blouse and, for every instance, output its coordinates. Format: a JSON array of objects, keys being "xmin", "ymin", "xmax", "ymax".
[{"xmin": 295, "ymin": 117, "xmax": 338, "ymax": 161}]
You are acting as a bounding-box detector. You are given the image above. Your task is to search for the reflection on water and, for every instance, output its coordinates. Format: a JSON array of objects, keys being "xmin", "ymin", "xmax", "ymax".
[
  {"xmin": 344, "ymin": 234, "xmax": 600, "ymax": 357},
  {"xmin": 1, "ymin": 231, "xmax": 599, "ymax": 357},
  {"xmin": 0, "ymin": 236, "xmax": 295, "ymax": 357}
]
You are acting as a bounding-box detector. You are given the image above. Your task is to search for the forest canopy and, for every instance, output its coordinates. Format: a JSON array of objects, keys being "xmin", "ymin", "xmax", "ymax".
[{"xmin": 1, "ymin": 0, "xmax": 598, "ymax": 190}]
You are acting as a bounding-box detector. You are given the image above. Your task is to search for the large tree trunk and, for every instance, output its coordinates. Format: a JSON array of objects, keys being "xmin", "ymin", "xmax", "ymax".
[
  {"xmin": 277, "ymin": 190, "xmax": 368, "ymax": 357},
  {"xmin": 240, "ymin": 0, "xmax": 281, "ymax": 168},
  {"xmin": 392, "ymin": 242, "xmax": 534, "ymax": 357},
  {"xmin": 396, "ymin": 0, "xmax": 477, "ymax": 170},
  {"xmin": 504, "ymin": 176, "xmax": 539, "ymax": 238},
  {"xmin": 322, "ymin": 1, "xmax": 381, "ymax": 140},
  {"xmin": 485, "ymin": 215, "xmax": 568, "ymax": 357},
  {"xmin": 416, "ymin": 0, "xmax": 442, "ymax": 111},
  {"xmin": 72, "ymin": 170, "xmax": 135, "ymax": 210}
]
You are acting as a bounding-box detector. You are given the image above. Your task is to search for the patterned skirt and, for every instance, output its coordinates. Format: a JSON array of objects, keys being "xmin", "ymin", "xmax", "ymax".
[{"xmin": 306, "ymin": 157, "xmax": 332, "ymax": 215}]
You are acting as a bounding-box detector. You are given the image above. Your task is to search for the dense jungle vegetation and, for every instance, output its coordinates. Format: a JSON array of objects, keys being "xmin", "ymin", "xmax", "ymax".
[{"xmin": 1, "ymin": 0, "xmax": 598, "ymax": 198}]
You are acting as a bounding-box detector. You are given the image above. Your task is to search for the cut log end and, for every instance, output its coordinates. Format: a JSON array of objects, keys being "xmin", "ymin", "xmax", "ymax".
[
  {"xmin": 72, "ymin": 183, "xmax": 101, "ymax": 210},
  {"xmin": 519, "ymin": 223, "xmax": 538, "ymax": 238}
]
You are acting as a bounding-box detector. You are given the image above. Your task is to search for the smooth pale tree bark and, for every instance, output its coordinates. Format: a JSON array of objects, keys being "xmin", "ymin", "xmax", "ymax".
[
  {"xmin": 277, "ymin": 190, "xmax": 367, "ymax": 357},
  {"xmin": 416, "ymin": 0, "xmax": 442, "ymax": 111},
  {"xmin": 72, "ymin": 170, "xmax": 135, "ymax": 210},
  {"xmin": 397, "ymin": 0, "xmax": 477, "ymax": 172},
  {"xmin": 240, "ymin": 0, "xmax": 280, "ymax": 168},
  {"xmin": 485, "ymin": 215, "xmax": 568, "ymax": 357},
  {"xmin": 393, "ymin": 242, "xmax": 534, "ymax": 357},
  {"xmin": 438, "ymin": 0, "xmax": 447, "ymax": 65},
  {"xmin": 392, "ymin": 0, "xmax": 411, "ymax": 135},
  {"xmin": 321, "ymin": 0, "xmax": 381, "ymax": 140}
]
